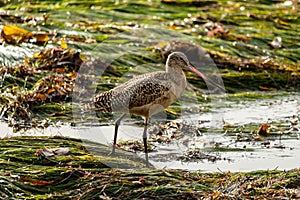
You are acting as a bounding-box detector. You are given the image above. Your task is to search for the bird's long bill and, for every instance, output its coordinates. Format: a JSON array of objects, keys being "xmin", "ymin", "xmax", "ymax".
[{"xmin": 188, "ymin": 64, "xmax": 225, "ymax": 92}]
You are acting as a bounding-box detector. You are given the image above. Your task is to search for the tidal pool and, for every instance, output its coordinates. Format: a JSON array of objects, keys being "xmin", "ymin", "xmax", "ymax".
[{"xmin": 1, "ymin": 92, "xmax": 299, "ymax": 172}]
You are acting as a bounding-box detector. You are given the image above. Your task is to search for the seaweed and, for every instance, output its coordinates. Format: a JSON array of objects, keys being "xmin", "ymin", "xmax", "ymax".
[{"xmin": 0, "ymin": 136, "xmax": 298, "ymax": 199}]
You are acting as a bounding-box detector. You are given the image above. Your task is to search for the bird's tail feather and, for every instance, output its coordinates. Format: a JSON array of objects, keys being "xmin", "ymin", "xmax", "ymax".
[
  {"xmin": 82, "ymin": 101, "xmax": 96, "ymax": 112},
  {"xmin": 81, "ymin": 92, "xmax": 113, "ymax": 113}
]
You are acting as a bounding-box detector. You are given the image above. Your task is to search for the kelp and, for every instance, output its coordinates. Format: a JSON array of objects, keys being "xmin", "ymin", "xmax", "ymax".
[
  {"xmin": 0, "ymin": 47, "xmax": 82, "ymax": 131},
  {"xmin": 0, "ymin": 0, "xmax": 299, "ymax": 127},
  {"xmin": 0, "ymin": 136, "xmax": 299, "ymax": 199},
  {"xmin": 1, "ymin": 24, "xmax": 49, "ymax": 45},
  {"xmin": 0, "ymin": 1, "xmax": 299, "ymax": 198}
]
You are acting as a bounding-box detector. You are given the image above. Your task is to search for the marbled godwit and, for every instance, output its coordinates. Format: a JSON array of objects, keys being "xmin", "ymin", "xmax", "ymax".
[{"xmin": 86, "ymin": 52, "xmax": 224, "ymax": 167}]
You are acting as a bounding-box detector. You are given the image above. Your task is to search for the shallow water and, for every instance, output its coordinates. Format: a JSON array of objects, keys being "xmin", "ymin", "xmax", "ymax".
[{"xmin": 1, "ymin": 92, "xmax": 299, "ymax": 172}]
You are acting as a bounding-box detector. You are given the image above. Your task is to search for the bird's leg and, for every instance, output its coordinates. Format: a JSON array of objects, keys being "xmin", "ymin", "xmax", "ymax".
[
  {"xmin": 111, "ymin": 113, "xmax": 126, "ymax": 155},
  {"xmin": 143, "ymin": 118, "xmax": 149, "ymax": 167}
]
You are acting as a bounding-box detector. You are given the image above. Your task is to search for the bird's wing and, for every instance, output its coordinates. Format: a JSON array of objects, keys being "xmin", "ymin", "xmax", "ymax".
[
  {"xmin": 112, "ymin": 72, "xmax": 173, "ymax": 111},
  {"xmin": 88, "ymin": 72, "xmax": 174, "ymax": 113},
  {"xmin": 128, "ymin": 80, "xmax": 171, "ymax": 108},
  {"xmin": 91, "ymin": 90, "xmax": 113, "ymax": 112}
]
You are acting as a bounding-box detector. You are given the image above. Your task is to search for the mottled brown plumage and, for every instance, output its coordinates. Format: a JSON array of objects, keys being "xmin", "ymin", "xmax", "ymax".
[
  {"xmin": 86, "ymin": 52, "xmax": 222, "ymax": 167},
  {"xmin": 90, "ymin": 72, "xmax": 179, "ymax": 118},
  {"xmin": 86, "ymin": 53, "xmax": 190, "ymax": 120}
]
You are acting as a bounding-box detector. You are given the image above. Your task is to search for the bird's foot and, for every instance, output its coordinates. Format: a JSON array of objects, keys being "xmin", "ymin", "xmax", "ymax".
[
  {"xmin": 108, "ymin": 151, "xmax": 115, "ymax": 157},
  {"xmin": 108, "ymin": 145, "xmax": 117, "ymax": 156}
]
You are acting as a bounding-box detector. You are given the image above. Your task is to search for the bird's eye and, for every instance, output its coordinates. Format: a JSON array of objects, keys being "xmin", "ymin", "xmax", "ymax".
[{"xmin": 179, "ymin": 57, "xmax": 188, "ymax": 65}]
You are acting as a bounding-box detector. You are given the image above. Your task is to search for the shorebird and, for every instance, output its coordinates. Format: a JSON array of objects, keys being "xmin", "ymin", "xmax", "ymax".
[{"xmin": 85, "ymin": 52, "xmax": 224, "ymax": 167}]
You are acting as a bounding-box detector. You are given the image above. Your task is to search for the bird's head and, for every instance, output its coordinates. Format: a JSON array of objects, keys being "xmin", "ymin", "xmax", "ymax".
[
  {"xmin": 166, "ymin": 52, "xmax": 190, "ymax": 70},
  {"xmin": 167, "ymin": 51, "xmax": 225, "ymax": 93}
]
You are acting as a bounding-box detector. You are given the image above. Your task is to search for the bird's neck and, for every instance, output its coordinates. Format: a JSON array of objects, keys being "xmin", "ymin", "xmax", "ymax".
[
  {"xmin": 166, "ymin": 66, "xmax": 187, "ymax": 97},
  {"xmin": 166, "ymin": 65, "xmax": 185, "ymax": 80}
]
